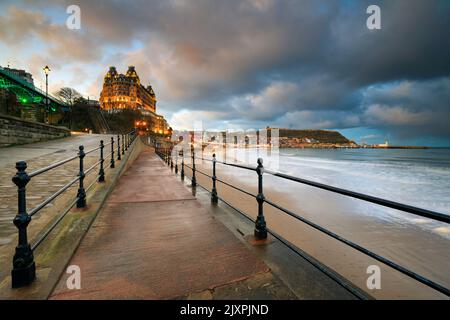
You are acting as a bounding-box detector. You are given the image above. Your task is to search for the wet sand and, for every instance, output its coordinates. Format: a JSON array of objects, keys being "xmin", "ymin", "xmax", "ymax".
[{"xmin": 182, "ymin": 157, "xmax": 450, "ymax": 299}]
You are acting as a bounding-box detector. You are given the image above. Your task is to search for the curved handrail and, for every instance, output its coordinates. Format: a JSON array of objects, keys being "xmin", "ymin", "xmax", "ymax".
[
  {"xmin": 11, "ymin": 130, "xmax": 138, "ymax": 289},
  {"xmin": 163, "ymin": 148, "xmax": 450, "ymax": 297}
]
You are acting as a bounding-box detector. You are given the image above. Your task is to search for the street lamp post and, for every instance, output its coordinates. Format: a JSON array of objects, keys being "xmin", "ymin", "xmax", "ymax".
[{"xmin": 43, "ymin": 65, "xmax": 50, "ymax": 124}]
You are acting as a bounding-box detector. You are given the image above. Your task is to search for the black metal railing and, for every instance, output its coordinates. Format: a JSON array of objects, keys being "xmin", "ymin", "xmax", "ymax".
[
  {"xmin": 10, "ymin": 130, "xmax": 137, "ymax": 288},
  {"xmin": 156, "ymin": 147, "xmax": 450, "ymax": 299}
]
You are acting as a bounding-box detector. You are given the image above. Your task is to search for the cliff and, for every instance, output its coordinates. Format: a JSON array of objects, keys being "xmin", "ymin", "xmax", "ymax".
[{"xmin": 271, "ymin": 128, "xmax": 356, "ymax": 148}]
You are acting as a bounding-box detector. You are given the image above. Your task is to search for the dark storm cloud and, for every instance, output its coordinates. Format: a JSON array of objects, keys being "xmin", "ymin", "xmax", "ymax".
[
  {"xmin": 326, "ymin": 0, "xmax": 450, "ymax": 85},
  {"xmin": 361, "ymin": 77, "xmax": 450, "ymax": 138},
  {"xmin": 3, "ymin": 0, "xmax": 450, "ymax": 140}
]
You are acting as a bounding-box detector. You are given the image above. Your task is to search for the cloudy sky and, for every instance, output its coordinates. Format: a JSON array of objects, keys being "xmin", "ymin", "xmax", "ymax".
[{"xmin": 0, "ymin": 0, "xmax": 449, "ymax": 146}]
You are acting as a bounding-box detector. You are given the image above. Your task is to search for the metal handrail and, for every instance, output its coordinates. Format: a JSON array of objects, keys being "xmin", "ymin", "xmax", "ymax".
[
  {"xmin": 180, "ymin": 159, "xmax": 371, "ymax": 300},
  {"xmin": 29, "ymin": 154, "xmax": 79, "ymax": 178},
  {"xmin": 184, "ymin": 164, "xmax": 257, "ymax": 198},
  {"xmin": 163, "ymin": 148, "xmax": 450, "ymax": 297},
  {"xmin": 264, "ymin": 169, "xmax": 450, "ymax": 224},
  {"xmin": 31, "ymin": 197, "xmax": 78, "ymax": 251},
  {"xmin": 28, "ymin": 144, "xmax": 110, "ymax": 178},
  {"xmin": 194, "ymin": 155, "xmax": 256, "ymax": 171},
  {"xmin": 10, "ymin": 130, "xmax": 137, "ymax": 288},
  {"xmin": 28, "ymin": 176, "xmax": 80, "ymax": 217},
  {"xmin": 84, "ymin": 145, "xmax": 102, "ymax": 155},
  {"xmin": 264, "ymin": 198, "xmax": 450, "ymax": 296},
  {"xmin": 194, "ymin": 154, "xmax": 450, "ymax": 224},
  {"xmin": 85, "ymin": 159, "xmax": 103, "ymax": 175},
  {"xmin": 215, "ymin": 177, "xmax": 257, "ymax": 198},
  {"xmin": 30, "ymin": 158, "xmax": 104, "ymax": 218},
  {"xmin": 33, "ymin": 134, "xmax": 136, "ymax": 239}
]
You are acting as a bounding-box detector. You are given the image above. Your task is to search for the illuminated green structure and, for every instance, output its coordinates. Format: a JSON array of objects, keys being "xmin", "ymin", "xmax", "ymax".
[{"xmin": 0, "ymin": 67, "xmax": 69, "ymax": 123}]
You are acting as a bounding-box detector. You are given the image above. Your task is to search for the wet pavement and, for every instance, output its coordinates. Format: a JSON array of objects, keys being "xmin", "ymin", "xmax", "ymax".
[{"xmin": 49, "ymin": 149, "xmax": 296, "ymax": 299}]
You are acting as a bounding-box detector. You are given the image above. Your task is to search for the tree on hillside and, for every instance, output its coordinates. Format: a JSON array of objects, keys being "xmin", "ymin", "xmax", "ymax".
[{"xmin": 54, "ymin": 87, "xmax": 83, "ymax": 105}]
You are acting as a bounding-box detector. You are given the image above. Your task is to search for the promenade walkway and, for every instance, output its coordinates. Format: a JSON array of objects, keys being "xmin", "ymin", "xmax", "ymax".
[{"xmin": 49, "ymin": 149, "xmax": 296, "ymax": 299}]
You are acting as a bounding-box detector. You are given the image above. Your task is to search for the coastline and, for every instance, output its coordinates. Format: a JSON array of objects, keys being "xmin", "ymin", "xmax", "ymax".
[{"xmin": 278, "ymin": 144, "xmax": 430, "ymax": 149}]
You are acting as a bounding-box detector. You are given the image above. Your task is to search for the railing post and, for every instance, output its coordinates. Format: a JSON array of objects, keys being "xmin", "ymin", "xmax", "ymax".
[
  {"xmin": 170, "ymin": 149, "xmax": 174, "ymax": 171},
  {"xmin": 254, "ymin": 158, "xmax": 267, "ymax": 239},
  {"xmin": 98, "ymin": 140, "xmax": 105, "ymax": 182},
  {"xmin": 191, "ymin": 147, "xmax": 197, "ymax": 187},
  {"xmin": 110, "ymin": 137, "xmax": 115, "ymax": 168},
  {"xmin": 117, "ymin": 135, "xmax": 121, "ymax": 161},
  {"xmin": 122, "ymin": 134, "xmax": 125, "ymax": 155},
  {"xmin": 77, "ymin": 145, "xmax": 87, "ymax": 208},
  {"xmin": 11, "ymin": 161, "xmax": 35, "ymax": 288},
  {"xmin": 175, "ymin": 151, "xmax": 178, "ymax": 174},
  {"xmin": 125, "ymin": 134, "xmax": 128, "ymax": 151},
  {"xmin": 181, "ymin": 150, "xmax": 185, "ymax": 180},
  {"xmin": 211, "ymin": 153, "xmax": 218, "ymax": 204}
]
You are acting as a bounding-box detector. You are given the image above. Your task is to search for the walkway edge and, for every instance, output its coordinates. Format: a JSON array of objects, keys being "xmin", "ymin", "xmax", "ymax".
[{"xmin": 0, "ymin": 137, "xmax": 147, "ymax": 299}]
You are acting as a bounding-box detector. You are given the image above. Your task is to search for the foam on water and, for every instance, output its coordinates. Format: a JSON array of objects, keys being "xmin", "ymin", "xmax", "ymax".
[{"xmin": 211, "ymin": 147, "xmax": 450, "ymax": 239}]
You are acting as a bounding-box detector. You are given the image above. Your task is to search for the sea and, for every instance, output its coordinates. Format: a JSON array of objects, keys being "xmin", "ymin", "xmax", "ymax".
[{"xmin": 207, "ymin": 146, "xmax": 450, "ymax": 239}]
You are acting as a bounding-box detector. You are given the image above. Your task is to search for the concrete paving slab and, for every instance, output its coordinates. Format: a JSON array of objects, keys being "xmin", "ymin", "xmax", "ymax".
[
  {"xmin": 49, "ymin": 149, "xmax": 277, "ymax": 300},
  {"xmin": 108, "ymin": 174, "xmax": 195, "ymax": 203}
]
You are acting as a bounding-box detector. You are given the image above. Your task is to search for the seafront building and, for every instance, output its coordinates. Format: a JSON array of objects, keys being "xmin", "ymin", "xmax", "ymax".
[{"xmin": 99, "ymin": 66, "xmax": 170, "ymax": 134}]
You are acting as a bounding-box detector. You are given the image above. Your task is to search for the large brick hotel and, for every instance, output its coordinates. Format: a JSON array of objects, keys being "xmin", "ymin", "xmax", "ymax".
[{"xmin": 99, "ymin": 66, "xmax": 169, "ymax": 134}]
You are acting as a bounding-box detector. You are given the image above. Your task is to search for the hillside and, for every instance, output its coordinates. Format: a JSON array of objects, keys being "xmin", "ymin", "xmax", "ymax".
[{"xmin": 276, "ymin": 129, "xmax": 351, "ymax": 144}]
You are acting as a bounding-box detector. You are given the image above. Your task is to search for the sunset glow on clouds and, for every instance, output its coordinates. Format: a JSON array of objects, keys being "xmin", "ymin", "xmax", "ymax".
[{"xmin": 0, "ymin": 0, "xmax": 449, "ymax": 145}]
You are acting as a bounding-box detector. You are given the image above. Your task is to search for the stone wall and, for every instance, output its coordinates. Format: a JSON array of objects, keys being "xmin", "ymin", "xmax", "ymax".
[{"xmin": 0, "ymin": 113, "xmax": 70, "ymax": 147}]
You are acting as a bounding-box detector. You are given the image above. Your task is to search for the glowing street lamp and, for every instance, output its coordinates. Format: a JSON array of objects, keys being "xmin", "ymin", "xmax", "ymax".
[{"xmin": 43, "ymin": 65, "xmax": 51, "ymax": 124}]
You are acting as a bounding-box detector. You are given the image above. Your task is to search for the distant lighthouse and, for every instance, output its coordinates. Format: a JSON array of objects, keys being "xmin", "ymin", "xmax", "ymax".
[{"xmin": 377, "ymin": 140, "xmax": 389, "ymax": 148}]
